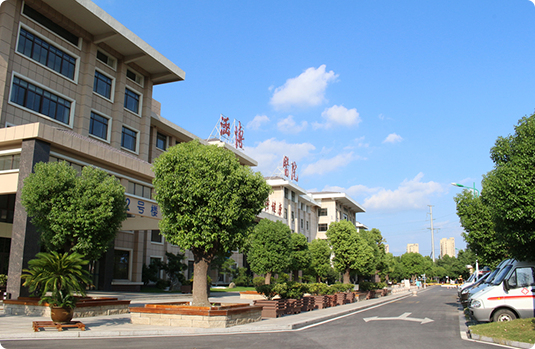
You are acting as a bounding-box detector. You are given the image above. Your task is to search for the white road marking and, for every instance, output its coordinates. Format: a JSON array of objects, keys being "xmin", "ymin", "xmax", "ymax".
[{"xmin": 363, "ymin": 312, "xmax": 434, "ymax": 324}]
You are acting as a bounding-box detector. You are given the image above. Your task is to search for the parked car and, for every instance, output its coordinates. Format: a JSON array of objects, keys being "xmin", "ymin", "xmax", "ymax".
[
  {"xmin": 469, "ymin": 260, "xmax": 535, "ymax": 322},
  {"xmin": 460, "ymin": 259, "xmax": 513, "ymax": 308}
]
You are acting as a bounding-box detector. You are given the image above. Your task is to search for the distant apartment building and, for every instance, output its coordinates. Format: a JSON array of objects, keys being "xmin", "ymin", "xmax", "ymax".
[
  {"xmin": 384, "ymin": 244, "xmax": 389, "ymax": 254},
  {"xmin": 440, "ymin": 237, "xmax": 455, "ymax": 258},
  {"xmin": 407, "ymin": 243, "xmax": 419, "ymax": 253}
]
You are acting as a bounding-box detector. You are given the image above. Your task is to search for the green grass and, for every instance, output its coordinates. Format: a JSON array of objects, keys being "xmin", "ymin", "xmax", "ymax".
[
  {"xmin": 209, "ymin": 286, "xmax": 255, "ymax": 293},
  {"xmin": 470, "ymin": 318, "xmax": 535, "ymax": 345}
]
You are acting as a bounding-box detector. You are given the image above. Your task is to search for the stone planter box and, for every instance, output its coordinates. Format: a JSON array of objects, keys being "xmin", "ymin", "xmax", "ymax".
[
  {"xmin": 253, "ymin": 299, "xmax": 286, "ymax": 318},
  {"xmin": 285, "ymin": 299, "xmax": 302, "ymax": 315},
  {"xmin": 345, "ymin": 291, "xmax": 356, "ymax": 303},
  {"xmin": 326, "ymin": 294, "xmax": 338, "ymax": 307},
  {"xmin": 312, "ymin": 295, "xmax": 328, "ymax": 310},
  {"xmin": 3, "ymin": 297, "xmax": 130, "ymax": 317},
  {"xmin": 239, "ymin": 291, "xmax": 266, "ymax": 300},
  {"xmin": 301, "ymin": 296, "xmax": 315, "ymax": 312},
  {"xmin": 335, "ymin": 292, "xmax": 347, "ymax": 306},
  {"xmin": 130, "ymin": 302, "xmax": 261, "ymax": 328}
]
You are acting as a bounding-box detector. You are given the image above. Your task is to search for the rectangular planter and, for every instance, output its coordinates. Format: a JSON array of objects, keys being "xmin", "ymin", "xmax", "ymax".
[
  {"xmin": 285, "ymin": 299, "xmax": 302, "ymax": 315},
  {"xmin": 301, "ymin": 296, "xmax": 315, "ymax": 312},
  {"xmin": 253, "ymin": 299, "xmax": 286, "ymax": 318},
  {"xmin": 312, "ymin": 295, "xmax": 328, "ymax": 309}
]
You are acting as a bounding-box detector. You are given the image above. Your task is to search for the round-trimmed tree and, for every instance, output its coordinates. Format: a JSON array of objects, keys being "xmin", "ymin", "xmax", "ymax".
[
  {"xmin": 152, "ymin": 140, "xmax": 270, "ymax": 306},
  {"xmin": 247, "ymin": 219, "xmax": 292, "ymax": 285}
]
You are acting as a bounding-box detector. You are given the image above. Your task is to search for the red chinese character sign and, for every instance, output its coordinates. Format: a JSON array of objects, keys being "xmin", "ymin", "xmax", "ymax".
[
  {"xmin": 291, "ymin": 161, "xmax": 298, "ymax": 182},
  {"xmin": 208, "ymin": 114, "xmax": 245, "ymax": 150},
  {"xmin": 283, "ymin": 156, "xmax": 290, "ymax": 177},
  {"xmin": 235, "ymin": 121, "xmax": 244, "ymax": 149},
  {"xmin": 220, "ymin": 116, "xmax": 231, "ymax": 137},
  {"xmin": 275, "ymin": 156, "xmax": 298, "ymax": 183}
]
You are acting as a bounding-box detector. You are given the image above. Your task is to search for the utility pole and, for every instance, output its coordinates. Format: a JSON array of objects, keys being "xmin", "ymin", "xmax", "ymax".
[{"xmin": 428, "ymin": 205, "xmax": 435, "ymax": 262}]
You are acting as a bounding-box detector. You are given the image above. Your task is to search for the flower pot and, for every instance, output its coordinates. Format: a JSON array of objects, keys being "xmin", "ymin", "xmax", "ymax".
[
  {"xmin": 312, "ymin": 295, "xmax": 328, "ymax": 309},
  {"xmin": 50, "ymin": 307, "xmax": 74, "ymax": 323},
  {"xmin": 285, "ymin": 299, "xmax": 302, "ymax": 314},
  {"xmin": 253, "ymin": 299, "xmax": 286, "ymax": 318},
  {"xmin": 301, "ymin": 296, "xmax": 315, "ymax": 311}
]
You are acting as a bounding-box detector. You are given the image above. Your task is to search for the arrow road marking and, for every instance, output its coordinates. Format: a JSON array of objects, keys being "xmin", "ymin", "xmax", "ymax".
[{"xmin": 363, "ymin": 312, "xmax": 434, "ymax": 324}]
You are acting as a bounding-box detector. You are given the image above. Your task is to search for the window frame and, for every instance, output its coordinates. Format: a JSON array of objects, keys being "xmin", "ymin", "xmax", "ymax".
[
  {"xmin": 156, "ymin": 132, "xmax": 167, "ymax": 151},
  {"xmin": 113, "ymin": 248, "xmax": 132, "ymax": 281},
  {"xmin": 124, "ymin": 87, "xmax": 142, "ymax": 116},
  {"xmin": 126, "ymin": 67, "xmax": 144, "ymax": 87},
  {"xmin": 121, "ymin": 125, "xmax": 139, "ymax": 154},
  {"xmin": 9, "ymin": 73, "xmax": 75, "ymax": 128},
  {"xmin": 318, "ymin": 223, "xmax": 328, "ymax": 232},
  {"xmin": 150, "ymin": 230, "xmax": 163, "ymax": 244},
  {"xmin": 318, "ymin": 208, "xmax": 328, "ymax": 216},
  {"xmin": 93, "ymin": 68, "xmax": 115, "ymax": 102},
  {"xmin": 89, "ymin": 110, "xmax": 111, "ymax": 142},
  {"xmin": 15, "ymin": 24, "xmax": 79, "ymax": 83},
  {"xmin": 96, "ymin": 49, "xmax": 117, "ymax": 70}
]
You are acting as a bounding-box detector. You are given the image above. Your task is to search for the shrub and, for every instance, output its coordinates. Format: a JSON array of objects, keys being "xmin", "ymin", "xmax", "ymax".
[
  {"xmin": 0, "ymin": 274, "xmax": 6, "ymax": 286},
  {"xmin": 233, "ymin": 267, "xmax": 252, "ymax": 286},
  {"xmin": 308, "ymin": 283, "xmax": 329, "ymax": 295},
  {"xmin": 255, "ymin": 284, "xmax": 277, "ymax": 300},
  {"xmin": 331, "ymin": 283, "xmax": 354, "ymax": 293},
  {"xmin": 275, "ymin": 273, "xmax": 289, "ymax": 283},
  {"xmin": 253, "ymin": 276, "xmax": 266, "ymax": 287},
  {"xmin": 155, "ymin": 279, "xmax": 170, "ymax": 290}
]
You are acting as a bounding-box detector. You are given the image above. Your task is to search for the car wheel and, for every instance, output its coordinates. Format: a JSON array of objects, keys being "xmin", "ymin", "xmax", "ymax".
[{"xmin": 493, "ymin": 309, "xmax": 516, "ymax": 322}]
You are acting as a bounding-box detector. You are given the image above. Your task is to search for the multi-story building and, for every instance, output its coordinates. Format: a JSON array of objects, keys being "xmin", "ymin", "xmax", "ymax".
[
  {"xmin": 440, "ymin": 237, "xmax": 455, "ymax": 258},
  {"xmin": 407, "ymin": 243, "xmax": 419, "ymax": 253},
  {"xmin": 0, "ymin": 0, "xmax": 257, "ymax": 297}
]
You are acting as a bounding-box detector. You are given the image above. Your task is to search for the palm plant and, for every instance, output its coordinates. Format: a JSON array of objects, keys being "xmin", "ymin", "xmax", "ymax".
[{"xmin": 21, "ymin": 251, "xmax": 92, "ymax": 309}]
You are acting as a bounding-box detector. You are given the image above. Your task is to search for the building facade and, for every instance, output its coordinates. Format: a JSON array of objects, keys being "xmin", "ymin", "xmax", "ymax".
[
  {"xmin": 440, "ymin": 237, "xmax": 455, "ymax": 258},
  {"xmin": 407, "ymin": 243, "xmax": 419, "ymax": 254}
]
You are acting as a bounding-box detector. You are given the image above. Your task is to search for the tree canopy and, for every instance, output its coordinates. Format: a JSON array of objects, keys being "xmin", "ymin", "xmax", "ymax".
[
  {"xmin": 481, "ymin": 114, "xmax": 535, "ymax": 260},
  {"xmin": 327, "ymin": 220, "xmax": 373, "ymax": 284},
  {"xmin": 454, "ymin": 190, "xmax": 507, "ymax": 267},
  {"xmin": 21, "ymin": 161, "xmax": 126, "ymax": 261},
  {"xmin": 307, "ymin": 238, "xmax": 333, "ymax": 282},
  {"xmin": 247, "ymin": 219, "xmax": 292, "ymax": 284},
  {"xmin": 288, "ymin": 233, "xmax": 311, "ymax": 281},
  {"xmin": 152, "ymin": 140, "xmax": 270, "ymax": 305}
]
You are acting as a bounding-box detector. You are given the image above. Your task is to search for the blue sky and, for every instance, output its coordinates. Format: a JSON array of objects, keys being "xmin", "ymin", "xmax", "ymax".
[{"xmin": 94, "ymin": 0, "xmax": 535, "ymax": 257}]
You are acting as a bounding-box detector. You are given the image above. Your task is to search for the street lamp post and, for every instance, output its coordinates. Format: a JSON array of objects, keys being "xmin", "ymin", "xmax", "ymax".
[{"xmin": 451, "ymin": 182, "xmax": 480, "ymax": 198}]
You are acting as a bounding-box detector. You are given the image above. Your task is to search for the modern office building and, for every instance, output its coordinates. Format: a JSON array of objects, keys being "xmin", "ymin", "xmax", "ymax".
[
  {"xmin": 0, "ymin": 0, "xmax": 368, "ymax": 296},
  {"xmin": 440, "ymin": 237, "xmax": 455, "ymax": 258},
  {"xmin": 407, "ymin": 243, "xmax": 419, "ymax": 254}
]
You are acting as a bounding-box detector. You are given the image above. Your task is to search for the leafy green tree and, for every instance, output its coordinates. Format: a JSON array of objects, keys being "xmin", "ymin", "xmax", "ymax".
[
  {"xmin": 307, "ymin": 238, "xmax": 332, "ymax": 282},
  {"xmin": 378, "ymin": 252, "xmax": 396, "ymax": 282},
  {"xmin": 400, "ymin": 252, "xmax": 427, "ymax": 280},
  {"xmin": 454, "ymin": 190, "xmax": 507, "ymax": 267},
  {"xmin": 247, "ymin": 219, "xmax": 292, "ymax": 285},
  {"xmin": 456, "ymin": 249, "xmax": 477, "ymax": 278},
  {"xmin": 21, "ymin": 161, "xmax": 127, "ymax": 261},
  {"xmin": 327, "ymin": 220, "xmax": 373, "ymax": 284},
  {"xmin": 482, "ymin": 114, "xmax": 535, "ymax": 261},
  {"xmin": 288, "ymin": 233, "xmax": 311, "ymax": 281},
  {"xmin": 360, "ymin": 228, "xmax": 387, "ymax": 278},
  {"xmin": 153, "ymin": 140, "xmax": 270, "ymax": 306}
]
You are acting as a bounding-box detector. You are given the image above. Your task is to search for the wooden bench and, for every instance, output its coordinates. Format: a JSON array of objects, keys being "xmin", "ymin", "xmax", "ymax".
[{"xmin": 32, "ymin": 321, "xmax": 85, "ymax": 332}]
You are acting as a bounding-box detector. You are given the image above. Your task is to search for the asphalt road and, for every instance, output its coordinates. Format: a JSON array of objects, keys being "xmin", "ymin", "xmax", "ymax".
[{"xmin": 0, "ymin": 287, "xmax": 494, "ymax": 349}]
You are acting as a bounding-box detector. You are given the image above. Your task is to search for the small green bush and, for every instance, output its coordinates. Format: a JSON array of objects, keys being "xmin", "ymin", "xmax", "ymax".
[
  {"xmin": 255, "ymin": 284, "xmax": 277, "ymax": 300},
  {"xmin": 253, "ymin": 276, "xmax": 266, "ymax": 287},
  {"xmin": 233, "ymin": 267, "xmax": 252, "ymax": 286},
  {"xmin": 0, "ymin": 274, "xmax": 7, "ymax": 286},
  {"xmin": 275, "ymin": 273, "xmax": 289, "ymax": 283},
  {"xmin": 331, "ymin": 283, "xmax": 354, "ymax": 293},
  {"xmin": 308, "ymin": 283, "xmax": 329, "ymax": 295},
  {"xmin": 155, "ymin": 279, "xmax": 170, "ymax": 290}
]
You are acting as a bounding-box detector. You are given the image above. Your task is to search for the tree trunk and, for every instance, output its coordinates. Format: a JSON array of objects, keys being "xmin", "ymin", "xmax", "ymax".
[
  {"xmin": 191, "ymin": 248, "xmax": 215, "ymax": 306},
  {"xmin": 343, "ymin": 268, "xmax": 351, "ymax": 284},
  {"xmin": 265, "ymin": 271, "xmax": 272, "ymax": 285}
]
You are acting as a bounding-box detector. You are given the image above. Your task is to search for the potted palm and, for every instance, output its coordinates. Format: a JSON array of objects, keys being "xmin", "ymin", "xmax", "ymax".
[{"xmin": 21, "ymin": 252, "xmax": 92, "ymax": 323}]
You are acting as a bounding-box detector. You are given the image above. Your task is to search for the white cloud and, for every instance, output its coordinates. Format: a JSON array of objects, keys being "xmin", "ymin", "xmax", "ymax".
[
  {"xmin": 247, "ymin": 115, "xmax": 270, "ymax": 130},
  {"xmin": 301, "ymin": 152, "xmax": 357, "ymax": 176},
  {"xmin": 363, "ymin": 173, "xmax": 445, "ymax": 211},
  {"xmin": 314, "ymin": 105, "xmax": 361, "ymax": 129},
  {"xmin": 383, "ymin": 133, "xmax": 403, "ymax": 144},
  {"xmin": 277, "ymin": 115, "xmax": 308, "ymax": 134},
  {"xmin": 243, "ymin": 138, "xmax": 316, "ymax": 176},
  {"xmin": 322, "ymin": 184, "xmax": 380, "ymax": 198},
  {"xmin": 270, "ymin": 65, "xmax": 338, "ymax": 110}
]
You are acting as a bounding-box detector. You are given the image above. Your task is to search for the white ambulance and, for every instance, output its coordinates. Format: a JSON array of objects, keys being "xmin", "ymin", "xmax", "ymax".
[{"xmin": 469, "ymin": 260, "xmax": 535, "ymax": 322}]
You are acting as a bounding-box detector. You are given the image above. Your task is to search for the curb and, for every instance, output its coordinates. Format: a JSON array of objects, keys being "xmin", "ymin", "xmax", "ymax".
[{"xmin": 467, "ymin": 329, "xmax": 535, "ymax": 349}]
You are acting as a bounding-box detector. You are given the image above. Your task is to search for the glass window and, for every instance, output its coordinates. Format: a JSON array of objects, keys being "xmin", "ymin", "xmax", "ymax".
[
  {"xmin": 10, "ymin": 76, "xmax": 71, "ymax": 124},
  {"xmin": 291, "ymin": 191, "xmax": 296, "ymax": 202},
  {"xmin": 318, "ymin": 223, "xmax": 328, "ymax": 232},
  {"xmin": 0, "ymin": 194, "xmax": 16, "ymax": 224},
  {"xmin": 93, "ymin": 71, "xmax": 112, "ymax": 99},
  {"xmin": 113, "ymin": 249, "xmax": 130, "ymax": 280},
  {"xmin": 306, "ymin": 221, "xmax": 309, "ymax": 230},
  {"xmin": 318, "ymin": 208, "xmax": 328, "ymax": 216},
  {"xmin": 96, "ymin": 50, "xmax": 116, "ymax": 69},
  {"xmin": 22, "ymin": 4, "xmax": 79, "ymax": 46},
  {"xmin": 121, "ymin": 126, "xmax": 137, "ymax": 152},
  {"xmin": 0, "ymin": 154, "xmax": 20, "ymax": 171},
  {"xmin": 300, "ymin": 218, "xmax": 304, "ymax": 228},
  {"xmin": 124, "ymin": 88, "xmax": 140, "ymax": 114},
  {"xmin": 156, "ymin": 132, "xmax": 167, "ymax": 150},
  {"xmin": 151, "ymin": 230, "xmax": 163, "ymax": 243},
  {"xmin": 89, "ymin": 112, "xmax": 108, "ymax": 140},
  {"xmin": 284, "ymin": 188, "xmax": 288, "ymax": 199},
  {"xmin": 17, "ymin": 27, "xmax": 76, "ymax": 79}
]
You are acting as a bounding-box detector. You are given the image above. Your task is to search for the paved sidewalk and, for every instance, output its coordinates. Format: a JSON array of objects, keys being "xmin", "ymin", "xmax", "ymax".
[{"xmin": 0, "ymin": 289, "xmax": 415, "ymax": 340}]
